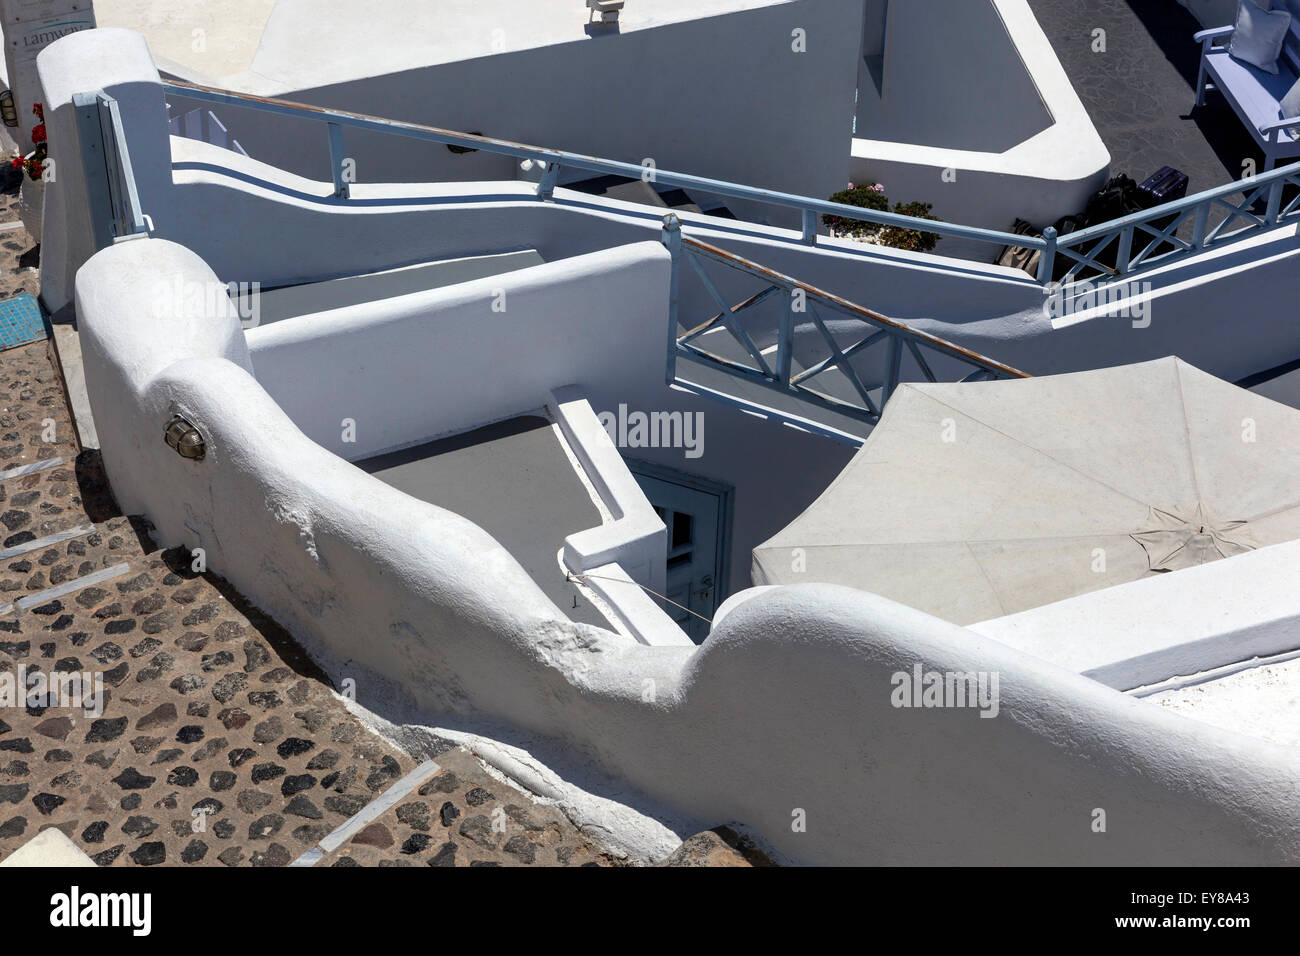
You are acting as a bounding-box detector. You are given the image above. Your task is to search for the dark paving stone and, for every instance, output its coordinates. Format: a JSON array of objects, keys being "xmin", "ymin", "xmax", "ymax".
[
  {"xmin": 400, "ymin": 833, "xmax": 432, "ymax": 855},
  {"xmin": 82, "ymin": 820, "xmax": 108, "ymax": 843},
  {"xmin": 277, "ymin": 737, "xmax": 313, "ymax": 758},
  {"xmin": 428, "ymin": 842, "xmax": 457, "ymax": 867},
  {"xmin": 439, "ymin": 802, "xmax": 460, "ymax": 828},
  {"xmin": 285, "ymin": 794, "xmax": 323, "ymax": 820},
  {"xmin": 110, "ymin": 768, "xmax": 155, "ymax": 790},
  {"xmin": 122, "ymin": 815, "xmax": 158, "ymax": 838},
  {"xmin": 85, "ymin": 717, "xmax": 127, "ymax": 743},
  {"xmin": 351, "ymin": 823, "xmax": 393, "ymax": 848},
  {"xmin": 397, "ymin": 802, "xmax": 430, "ymax": 832},
  {"xmin": 31, "ymin": 791, "xmax": 64, "ymax": 815},
  {"xmin": 280, "ymin": 774, "xmax": 315, "ymax": 797},
  {"xmin": 130, "ymin": 842, "xmax": 166, "ymax": 866},
  {"xmin": 248, "ymin": 813, "xmax": 283, "ymax": 840},
  {"xmin": 250, "ymin": 843, "xmax": 291, "ymax": 867}
]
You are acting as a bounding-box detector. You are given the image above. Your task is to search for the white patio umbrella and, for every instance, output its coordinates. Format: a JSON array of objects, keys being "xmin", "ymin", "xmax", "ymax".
[{"xmin": 752, "ymin": 358, "xmax": 1300, "ymax": 625}]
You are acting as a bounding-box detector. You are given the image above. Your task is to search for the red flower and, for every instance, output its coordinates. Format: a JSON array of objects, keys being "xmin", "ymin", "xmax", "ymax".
[
  {"xmin": 30, "ymin": 124, "xmax": 45, "ymax": 144},
  {"xmin": 31, "ymin": 103, "xmax": 43, "ymax": 120},
  {"xmin": 10, "ymin": 157, "xmax": 21, "ymax": 170}
]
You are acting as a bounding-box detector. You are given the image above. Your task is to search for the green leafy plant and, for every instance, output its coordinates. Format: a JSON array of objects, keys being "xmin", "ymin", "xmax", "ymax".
[
  {"xmin": 822, "ymin": 184, "xmax": 943, "ymax": 252},
  {"xmin": 877, "ymin": 201, "xmax": 942, "ymax": 253}
]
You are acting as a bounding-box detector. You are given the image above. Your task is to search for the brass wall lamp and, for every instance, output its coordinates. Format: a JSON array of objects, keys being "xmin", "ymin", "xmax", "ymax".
[{"xmin": 164, "ymin": 416, "xmax": 205, "ymax": 460}]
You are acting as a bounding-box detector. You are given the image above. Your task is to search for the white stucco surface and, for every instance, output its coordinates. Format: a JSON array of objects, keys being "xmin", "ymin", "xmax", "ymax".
[
  {"xmin": 972, "ymin": 537, "xmax": 1300, "ymax": 690},
  {"xmin": 245, "ymin": 0, "xmax": 794, "ymax": 92},
  {"xmin": 1147, "ymin": 654, "xmax": 1300, "ymax": 749}
]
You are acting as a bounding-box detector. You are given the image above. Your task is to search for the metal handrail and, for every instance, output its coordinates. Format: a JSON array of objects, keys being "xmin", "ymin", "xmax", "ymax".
[
  {"xmin": 660, "ymin": 216, "xmax": 1028, "ymax": 426},
  {"xmin": 160, "ymin": 79, "xmax": 1300, "ymax": 288},
  {"xmin": 1046, "ymin": 163, "xmax": 1300, "ymax": 283},
  {"xmin": 160, "ymin": 79, "xmax": 1040, "ymax": 255},
  {"xmin": 73, "ymin": 91, "xmax": 150, "ymax": 248}
]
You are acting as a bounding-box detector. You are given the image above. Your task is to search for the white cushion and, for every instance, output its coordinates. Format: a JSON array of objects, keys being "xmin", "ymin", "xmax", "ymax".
[{"xmin": 1230, "ymin": 0, "xmax": 1292, "ymax": 72}]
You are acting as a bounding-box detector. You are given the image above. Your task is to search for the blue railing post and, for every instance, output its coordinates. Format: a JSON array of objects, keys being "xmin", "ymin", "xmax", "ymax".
[
  {"xmin": 1266, "ymin": 179, "xmax": 1284, "ymax": 225},
  {"xmin": 883, "ymin": 335, "xmax": 903, "ymax": 405},
  {"xmin": 1191, "ymin": 202, "xmax": 1210, "ymax": 249},
  {"xmin": 661, "ymin": 213, "xmax": 682, "ymax": 386},
  {"xmin": 778, "ymin": 291, "xmax": 795, "ymax": 385},
  {"xmin": 1036, "ymin": 227, "xmax": 1057, "ymax": 284},
  {"xmin": 801, "ymin": 209, "xmax": 818, "ymax": 245},
  {"xmin": 1115, "ymin": 225, "xmax": 1133, "ymax": 275},
  {"xmin": 327, "ymin": 122, "xmax": 349, "ymax": 198},
  {"xmin": 536, "ymin": 161, "xmax": 560, "ymax": 200}
]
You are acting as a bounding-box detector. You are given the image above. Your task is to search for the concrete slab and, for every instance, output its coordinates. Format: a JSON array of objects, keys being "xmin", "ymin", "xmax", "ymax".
[{"xmin": 360, "ymin": 415, "xmax": 611, "ymax": 627}]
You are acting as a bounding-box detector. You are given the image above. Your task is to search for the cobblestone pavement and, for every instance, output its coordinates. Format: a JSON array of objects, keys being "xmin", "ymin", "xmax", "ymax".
[{"xmin": 0, "ymin": 188, "xmax": 39, "ymax": 301}]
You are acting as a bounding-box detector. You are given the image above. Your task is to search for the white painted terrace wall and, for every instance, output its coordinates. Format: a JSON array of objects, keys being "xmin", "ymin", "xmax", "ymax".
[
  {"xmin": 972, "ymin": 537, "xmax": 1300, "ymax": 691},
  {"xmin": 74, "ymin": 237, "xmax": 1300, "ymax": 863}
]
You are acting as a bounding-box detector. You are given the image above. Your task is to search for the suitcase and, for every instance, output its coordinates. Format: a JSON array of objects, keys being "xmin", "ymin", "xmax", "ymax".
[
  {"xmin": 1138, "ymin": 166, "xmax": 1189, "ymax": 208},
  {"xmin": 1137, "ymin": 166, "xmax": 1189, "ymax": 254}
]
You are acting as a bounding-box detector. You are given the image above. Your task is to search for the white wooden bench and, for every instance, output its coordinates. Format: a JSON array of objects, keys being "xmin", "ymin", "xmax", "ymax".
[{"xmin": 1195, "ymin": 10, "xmax": 1300, "ymax": 170}]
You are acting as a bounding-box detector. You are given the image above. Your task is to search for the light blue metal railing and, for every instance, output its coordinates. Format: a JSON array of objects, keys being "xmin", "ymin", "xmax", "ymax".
[
  {"xmin": 163, "ymin": 79, "xmax": 1300, "ymax": 290},
  {"xmin": 1048, "ymin": 162, "xmax": 1300, "ymax": 284},
  {"xmin": 73, "ymin": 90, "xmax": 150, "ymax": 249},
  {"xmin": 161, "ymin": 79, "xmax": 1039, "ymax": 267},
  {"xmin": 659, "ymin": 215, "xmax": 1028, "ymax": 426}
]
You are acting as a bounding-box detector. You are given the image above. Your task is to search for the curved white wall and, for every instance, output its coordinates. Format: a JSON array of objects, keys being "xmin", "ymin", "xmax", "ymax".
[{"xmin": 73, "ymin": 234, "xmax": 1300, "ymax": 864}]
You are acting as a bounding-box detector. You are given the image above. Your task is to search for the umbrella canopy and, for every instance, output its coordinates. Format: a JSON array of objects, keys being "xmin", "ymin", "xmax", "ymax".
[{"xmin": 752, "ymin": 358, "xmax": 1300, "ymax": 625}]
